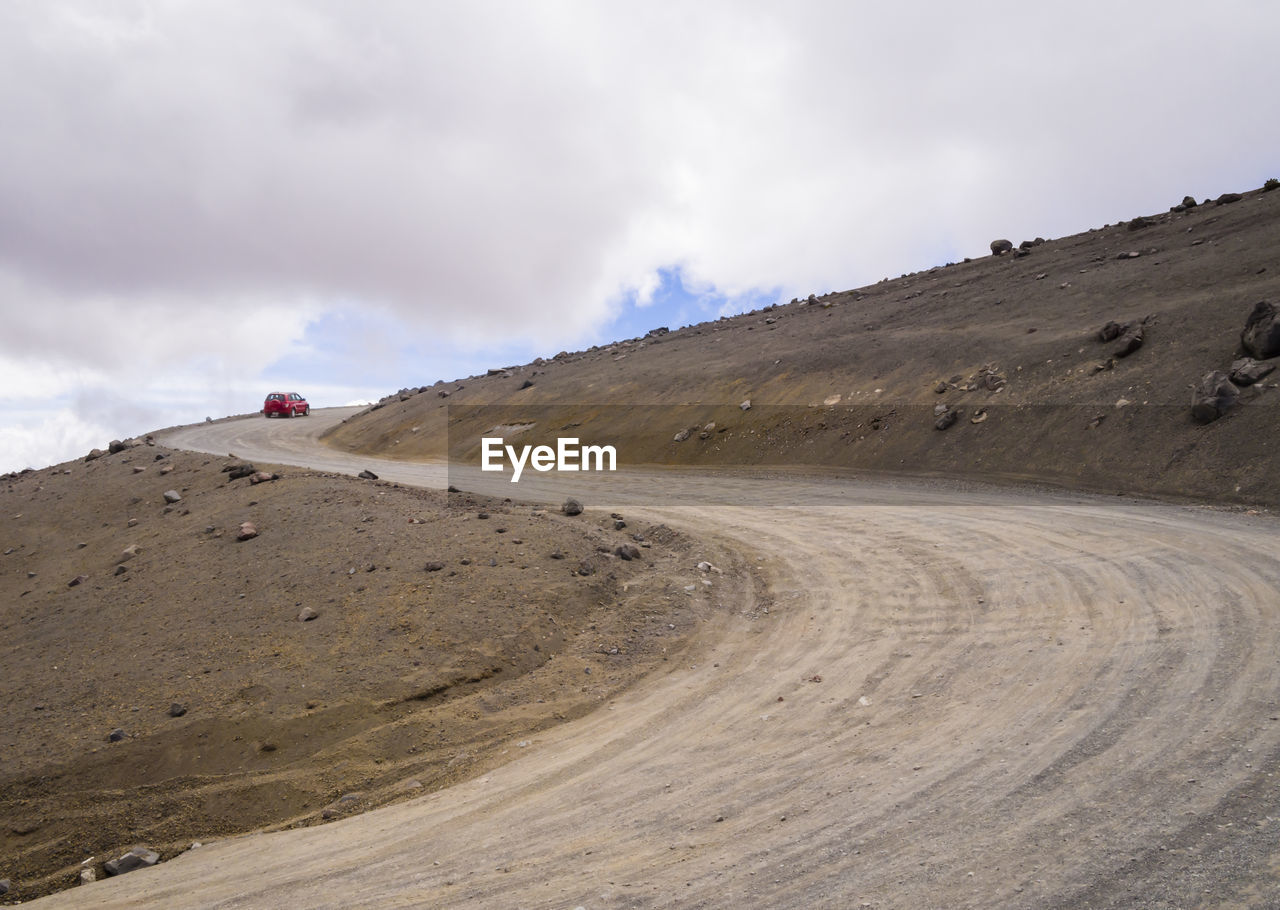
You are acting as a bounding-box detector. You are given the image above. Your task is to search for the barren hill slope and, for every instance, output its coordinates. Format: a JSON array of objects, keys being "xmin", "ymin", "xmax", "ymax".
[
  {"xmin": 325, "ymin": 185, "xmax": 1280, "ymax": 506},
  {"xmin": 0, "ymin": 442, "xmax": 716, "ymax": 899}
]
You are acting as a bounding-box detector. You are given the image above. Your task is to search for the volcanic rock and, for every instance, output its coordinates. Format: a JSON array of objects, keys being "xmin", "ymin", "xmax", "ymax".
[
  {"xmin": 1229, "ymin": 357, "xmax": 1276, "ymax": 386},
  {"xmin": 1190, "ymin": 371, "xmax": 1240, "ymax": 423},
  {"xmin": 934, "ymin": 404, "xmax": 959, "ymax": 430},
  {"xmin": 103, "ymin": 847, "xmax": 159, "ymax": 876},
  {"xmin": 1098, "ymin": 321, "xmax": 1125, "ymax": 342},
  {"xmin": 1114, "ymin": 323, "xmax": 1145, "ymax": 358},
  {"xmin": 1240, "ymin": 301, "xmax": 1280, "ymax": 359}
]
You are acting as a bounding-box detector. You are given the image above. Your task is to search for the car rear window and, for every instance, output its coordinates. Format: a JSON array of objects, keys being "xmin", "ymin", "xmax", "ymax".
[{"xmin": 267, "ymin": 394, "xmax": 284, "ymax": 401}]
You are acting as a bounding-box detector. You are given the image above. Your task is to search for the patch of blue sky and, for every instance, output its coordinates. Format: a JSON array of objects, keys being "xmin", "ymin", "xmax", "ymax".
[{"xmin": 603, "ymin": 265, "xmax": 783, "ymax": 343}]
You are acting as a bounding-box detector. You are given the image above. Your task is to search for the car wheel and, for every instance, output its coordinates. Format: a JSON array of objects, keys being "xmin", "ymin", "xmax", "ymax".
[{"xmin": 303, "ymin": 406, "xmax": 309, "ymax": 416}]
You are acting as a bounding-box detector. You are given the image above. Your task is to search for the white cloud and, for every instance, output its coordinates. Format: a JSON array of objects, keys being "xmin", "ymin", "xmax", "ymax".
[{"xmin": 1, "ymin": 1, "xmax": 1278, "ymax": 469}]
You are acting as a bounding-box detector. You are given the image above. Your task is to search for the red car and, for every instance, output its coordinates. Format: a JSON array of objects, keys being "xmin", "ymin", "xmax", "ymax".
[{"xmin": 262, "ymin": 392, "xmax": 309, "ymax": 418}]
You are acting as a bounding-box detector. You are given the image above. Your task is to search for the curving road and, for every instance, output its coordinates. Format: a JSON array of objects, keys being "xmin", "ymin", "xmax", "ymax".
[{"xmin": 42, "ymin": 409, "xmax": 1280, "ymax": 908}]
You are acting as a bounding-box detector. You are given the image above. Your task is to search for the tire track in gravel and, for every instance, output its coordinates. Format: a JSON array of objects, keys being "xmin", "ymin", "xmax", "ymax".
[{"xmin": 39, "ymin": 410, "xmax": 1280, "ymax": 909}]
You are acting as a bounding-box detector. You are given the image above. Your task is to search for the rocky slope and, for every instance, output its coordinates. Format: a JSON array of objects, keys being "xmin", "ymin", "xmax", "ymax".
[
  {"xmin": 325, "ymin": 184, "xmax": 1280, "ymax": 506},
  {"xmin": 0, "ymin": 442, "xmax": 713, "ymax": 899}
]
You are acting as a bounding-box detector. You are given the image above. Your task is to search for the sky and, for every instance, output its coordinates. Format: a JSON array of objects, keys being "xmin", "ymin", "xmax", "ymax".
[{"xmin": 2, "ymin": 1, "xmax": 1279, "ymax": 473}]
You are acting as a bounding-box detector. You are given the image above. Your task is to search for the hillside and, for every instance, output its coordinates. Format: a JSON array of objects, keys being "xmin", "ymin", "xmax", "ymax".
[
  {"xmin": 325, "ymin": 185, "xmax": 1280, "ymax": 506},
  {"xmin": 0, "ymin": 444, "xmax": 721, "ymax": 898}
]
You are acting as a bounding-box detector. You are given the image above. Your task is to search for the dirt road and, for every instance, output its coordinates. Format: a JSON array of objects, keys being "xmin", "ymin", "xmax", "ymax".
[{"xmin": 40, "ymin": 410, "xmax": 1280, "ymax": 908}]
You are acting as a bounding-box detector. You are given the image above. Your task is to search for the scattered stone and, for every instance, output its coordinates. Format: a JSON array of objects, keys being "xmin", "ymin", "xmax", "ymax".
[
  {"xmin": 1214, "ymin": 192, "xmax": 1243, "ymax": 205},
  {"xmin": 1191, "ymin": 370, "xmax": 1240, "ymax": 423},
  {"xmin": 357, "ymin": 469, "xmax": 379, "ymax": 480},
  {"xmin": 615, "ymin": 544, "xmax": 642, "ymax": 561},
  {"xmin": 933, "ymin": 404, "xmax": 959, "ymax": 430},
  {"xmin": 613, "ymin": 519, "xmax": 626, "ymax": 530},
  {"xmin": 168, "ymin": 703, "xmax": 187, "ymax": 718},
  {"xmin": 561, "ymin": 498, "xmax": 583, "ymax": 516},
  {"xmin": 1113, "ymin": 322, "xmax": 1145, "ymax": 358},
  {"xmin": 549, "ymin": 551, "xmax": 565, "ymax": 560},
  {"xmin": 159, "ymin": 464, "xmax": 174, "ymax": 475},
  {"xmin": 1181, "ymin": 195, "xmax": 1198, "ymax": 209},
  {"xmin": 222, "ymin": 463, "xmax": 255, "ymax": 480},
  {"xmin": 132, "ymin": 466, "xmax": 146, "ymax": 474},
  {"xmin": 85, "ymin": 448, "xmax": 105, "ymax": 462},
  {"xmin": 974, "ymin": 365, "xmax": 1006, "ymax": 391},
  {"xmin": 103, "ymin": 847, "xmax": 159, "ymax": 876},
  {"xmin": 249, "ymin": 471, "xmax": 278, "ymax": 484},
  {"xmin": 970, "ymin": 410, "xmax": 988, "ymax": 424},
  {"xmin": 1229, "ymin": 357, "xmax": 1276, "ymax": 386},
  {"xmin": 1116, "ymin": 251, "xmax": 1141, "ymax": 259},
  {"xmin": 990, "ymin": 238, "xmax": 1013, "ymax": 256},
  {"xmin": 120, "ymin": 544, "xmax": 141, "ymax": 562},
  {"xmin": 127, "ymin": 517, "xmax": 138, "ymax": 527},
  {"xmin": 80, "ymin": 868, "xmax": 95, "ymax": 884},
  {"xmin": 476, "ymin": 512, "xmax": 490, "ymax": 520},
  {"xmin": 673, "ymin": 428, "xmax": 691, "ymax": 442},
  {"xmin": 1240, "ymin": 300, "xmax": 1280, "ymax": 359},
  {"xmin": 162, "ymin": 490, "xmax": 181, "ymax": 504},
  {"xmin": 933, "ymin": 380, "xmax": 947, "ymax": 394},
  {"xmin": 237, "ymin": 522, "xmax": 258, "ymax": 541},
  {"xmin": 297, "ymin": 606, "xmax": 318, "ymax": 621},
  {"xmin": 113, "ymin": 564, "xmax": 128, "ymax": 576},
  {"xmin": 518, "ymin": 379, "xmax": 534, "ymax": 390},
  {"xmin": 740, "ymin": 399, "xmax": 752, "ymax": 411},
  {"xmin": 107, "ymin": 728, "xmax": 126, "ymax": 742},
  {"xmin": 1098, "ymin": 321, "xmax": 1125, "ymax": 342},
  {"xmin": 576, "ymin": 559, "xmax": 595, "ymax": 576},
  {"xmin": 68, "ymin": 574, "xmax": 88, "ymax": 587},
  {"xmin": 108, "ymin": 440, "xmax": 128, "ymax": 454},
  {"xmin": 1127, "ymin": 215, "xmax": 1154, "ymax": 230},
  {"xmin": 423, "ymin": 561, "xmax": 445, "ymax": 572}
]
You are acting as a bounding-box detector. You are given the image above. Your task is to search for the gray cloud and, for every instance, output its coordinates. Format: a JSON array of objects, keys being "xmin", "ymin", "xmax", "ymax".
[{"xmin": 4, "ymin": 2, "xmax": 1277, "ymax": 336}]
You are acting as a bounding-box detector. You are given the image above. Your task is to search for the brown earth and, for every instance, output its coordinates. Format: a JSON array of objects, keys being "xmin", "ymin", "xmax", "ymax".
[
  {"xmin": 325, "ymin": 184, "xmax": 1280, "ymax": 507},
  {"xmin": 0, "ymin": 443, "xmax": 721, "ymax": 899}
]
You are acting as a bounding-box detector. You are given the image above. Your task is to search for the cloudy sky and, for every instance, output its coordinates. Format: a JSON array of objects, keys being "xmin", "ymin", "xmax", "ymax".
[{"xmin": 2, "ymin": 1, "xmax": 1278, "ymax": 472}]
